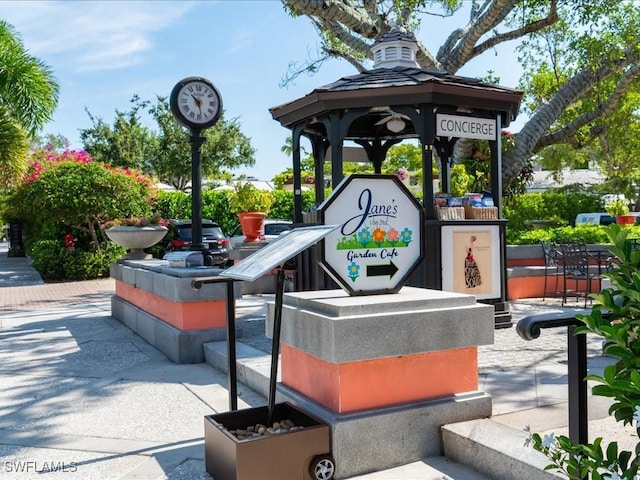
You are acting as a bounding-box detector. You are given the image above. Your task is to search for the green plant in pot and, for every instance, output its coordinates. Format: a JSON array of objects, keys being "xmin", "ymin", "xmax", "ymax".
[
  {"xmin": 606, "ymin": 200, "xmax": 634, "ymax": 225},
  {"xmin": 229, "ymin": 182, "xmax": 274, "ymax": 242}
]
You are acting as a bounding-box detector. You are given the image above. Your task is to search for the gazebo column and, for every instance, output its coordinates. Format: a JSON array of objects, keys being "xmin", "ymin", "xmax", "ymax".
[
  {"xmin": 490, "ymin": 113, "xmax": 503, "ymax": 215},
  {"xmin": 292, "ymin": 126, "xmax": 304, "ymax": 223},
  {"xmin": 310, "ymin": 137, "xmax": 329, "ymax": 207},
  {"xmin": 326, "ymin": 112, "xmax": 344, "ymax": 189},
  {"xmin": 434, "ymin": 137, "xmax": 455, "ymax": 195}
]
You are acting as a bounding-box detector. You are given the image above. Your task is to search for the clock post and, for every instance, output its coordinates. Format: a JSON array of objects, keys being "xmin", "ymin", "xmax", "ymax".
[
  {"xmin": 169, "ymin": 77, "xmax": 223, "ymax": 263},
  {"xmin": 188, "ymin": 130, "xmax": 206, "ymax": 252}
]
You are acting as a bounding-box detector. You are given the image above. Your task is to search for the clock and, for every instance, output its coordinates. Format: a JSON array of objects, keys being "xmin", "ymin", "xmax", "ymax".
[{"xmin": 169, "ymin": 77, "xmax": 223, "ymax": 130}]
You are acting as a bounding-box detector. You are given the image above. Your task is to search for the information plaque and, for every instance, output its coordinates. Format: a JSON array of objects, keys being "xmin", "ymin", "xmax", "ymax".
[{"xmin": 220, "ymin": 225, "xmax": 339, "ymax": 282}]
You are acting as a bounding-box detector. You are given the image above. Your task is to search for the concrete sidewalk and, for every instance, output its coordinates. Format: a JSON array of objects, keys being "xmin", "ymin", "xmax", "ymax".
[{"xmin": 0, "ymin": 241, "xmax": 633, "ymax": 479}]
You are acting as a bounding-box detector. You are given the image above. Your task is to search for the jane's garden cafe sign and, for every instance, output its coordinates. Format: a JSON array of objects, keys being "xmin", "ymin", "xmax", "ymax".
[{"xmin": 319, "ymin": 174, "xmax": 424, "ymax": 295}]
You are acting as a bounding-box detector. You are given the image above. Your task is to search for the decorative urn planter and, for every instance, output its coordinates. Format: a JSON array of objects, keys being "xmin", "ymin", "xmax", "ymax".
[
  {"xmin": 237, "ymin": 212, "xmax": 266, "ymax": 242},
  {"xmin": 105, "ymin": 225, "xmax": 168, "ymax": 260}
]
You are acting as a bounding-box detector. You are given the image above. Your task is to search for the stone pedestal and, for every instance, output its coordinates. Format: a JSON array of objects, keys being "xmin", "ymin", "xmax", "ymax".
[
  {"xmin": 267, "ymin": 287, "xmax": 494, "ymax": 479},
  {"xmin": 110, "ymin": 259, "xmax": 241, "ymax": 363}
]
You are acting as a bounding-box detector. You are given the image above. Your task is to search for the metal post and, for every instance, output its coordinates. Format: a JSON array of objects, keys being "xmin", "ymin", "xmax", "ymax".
[
  {"xmin": 192, "ymin": 276, "xmax": 238, "ymax": 412},
  {"xmin": 189, "ymin": 131, "xmax": 205, "ymax": 251},
  {"xmin": 567, "ymin": 324, "xmax": 588, "ymax": 445},
  {"xmin": 226, "ymin": 279, "xmax": 237, "ymax": 411},
  {"xmin": 267, "ymin": 267, "xmax": 286, "ymax": 425}
]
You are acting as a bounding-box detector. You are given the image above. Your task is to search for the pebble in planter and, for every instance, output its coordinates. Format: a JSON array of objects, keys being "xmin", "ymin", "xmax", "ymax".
[{"xmin": 225, "ymin": 419, "xmax": 305, "ymax": 440}]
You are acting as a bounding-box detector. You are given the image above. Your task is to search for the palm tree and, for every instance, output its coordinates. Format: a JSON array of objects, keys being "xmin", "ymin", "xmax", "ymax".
[{"xmin": 0, "ymin": 20, "xmax": 59, "ymax": 187}]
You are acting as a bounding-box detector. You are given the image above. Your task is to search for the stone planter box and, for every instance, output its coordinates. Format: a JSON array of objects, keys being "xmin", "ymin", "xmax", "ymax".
[{"xmin": 204, "ymin": 402, "xmax": 332, "ymax": 480}]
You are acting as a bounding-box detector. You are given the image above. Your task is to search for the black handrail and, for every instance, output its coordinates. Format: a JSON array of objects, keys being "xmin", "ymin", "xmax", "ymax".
[
  {"xmin": 192, "ymin": 276, "xmax": 238, "ymax": 411},
  {"xmin": 516, "ymin": 311, "xmax": 592, "ymax": 445}
]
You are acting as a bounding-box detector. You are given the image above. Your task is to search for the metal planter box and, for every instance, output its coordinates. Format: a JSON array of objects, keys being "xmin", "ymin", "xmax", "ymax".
[
  {"xmin": 204, "ymin": 402, "xmax": 333, "ymax": 480},
  {"xmin": 163, "ymin": 251, "xmax": 204, "ymax": 268}
]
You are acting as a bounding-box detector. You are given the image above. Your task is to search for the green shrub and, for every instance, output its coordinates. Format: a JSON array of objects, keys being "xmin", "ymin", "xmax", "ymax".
[
  {"xmin": 155, "ymin": 188, "xmax": 318, "ymax": 235},
  {"xmin": 202, "ymin": 190, "xmax": 235, "ymax": 234},
  {"xmin": 30, "ymin": 240, "xmax": 66, "ymax": 280},
  {"xmin": 269, "ymin": 189, "xmax": 317, "ymax": 222},
  {"xmin": 506, "ymin": 223, "xmax": 639, "ymax": 245},
  {"xmin": 30, "ymin": 239, "xmax": 125, "ymax": 281},
  {"xmin": 154, "ymin": 190, "xmax": 191, "ymax": 220},
  {"xmin": 504, "ymin": 192, "xmax": 602, "ymax": 233}
]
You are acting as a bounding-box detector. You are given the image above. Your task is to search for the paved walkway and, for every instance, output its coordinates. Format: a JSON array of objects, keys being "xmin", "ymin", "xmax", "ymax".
[{"xmin": 0, "ymin": 241, "xmax": 634, "ymax": 479}]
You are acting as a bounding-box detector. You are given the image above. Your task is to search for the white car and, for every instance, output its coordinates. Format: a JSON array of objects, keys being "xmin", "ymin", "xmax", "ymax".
[{"xmin": 228, "ymin": 219, "xmax": 293, "ymax": 248}]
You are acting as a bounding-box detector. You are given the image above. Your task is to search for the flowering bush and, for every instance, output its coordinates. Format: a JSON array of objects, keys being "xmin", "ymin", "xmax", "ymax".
[
  {"xmin": 528, "ymin": 224, "xmax": 640, "ymax": 479},
  {"xmin": 105, "ymin": 214, "xmax": 169, "ymax": 228},
  {"xmin": 395, "ymin": 167, "xmax": 409, "ymax": 181},
  {"xmin": 2, "ymin": 145, "xmax": 158, "ymax": 282}
]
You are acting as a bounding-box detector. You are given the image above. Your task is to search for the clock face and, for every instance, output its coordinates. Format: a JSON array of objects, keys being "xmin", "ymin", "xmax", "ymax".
[{"xmin": 170, "ymin": 77, "xmax": 222, "ymax": 130}]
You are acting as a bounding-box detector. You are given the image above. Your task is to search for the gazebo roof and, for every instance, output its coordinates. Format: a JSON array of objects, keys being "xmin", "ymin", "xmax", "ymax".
[{"xmin": 270, "ymin": 66, "xmax": 523, "ymax": 133}]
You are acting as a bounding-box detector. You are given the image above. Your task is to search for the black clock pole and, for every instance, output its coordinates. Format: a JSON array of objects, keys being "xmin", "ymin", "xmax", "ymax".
[
  {"xmin": 170, "ymin": 77, "xmax": 223, "ymax": 265},
  {"xmin": 189, "ymin": 130, "xmax": 206, "ymax": 253}
]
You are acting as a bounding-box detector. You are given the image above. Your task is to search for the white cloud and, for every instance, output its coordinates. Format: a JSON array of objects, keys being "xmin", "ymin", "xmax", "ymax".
[
  {"xmin": 225, "ymin": 29, "xmax": 252, "ymax": 55},
  {"xmin": 0, "ymin": 0, "xmax": 196, "ymax": 72}
]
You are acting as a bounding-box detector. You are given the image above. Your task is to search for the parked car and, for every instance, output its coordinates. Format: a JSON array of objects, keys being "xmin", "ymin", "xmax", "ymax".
[
  {"xmin": 164, "ymin": 219, "xmax": 230, "ymax": 267},
  {"xmin": 574, "ymin": 212, "xmax": 615, "ymax": 226},
  {"xmin": 228, "ymin": 219, "xmax": 293, "ymax": 248}
]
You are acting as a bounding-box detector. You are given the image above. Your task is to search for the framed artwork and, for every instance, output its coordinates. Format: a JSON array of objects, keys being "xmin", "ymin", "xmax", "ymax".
[{"xmin": 441, "ymin": 225, "xmax": 501, "ymax": 299}]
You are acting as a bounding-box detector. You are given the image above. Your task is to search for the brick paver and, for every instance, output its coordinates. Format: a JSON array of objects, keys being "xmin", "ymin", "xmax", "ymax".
[{"xmin": 0, "ymin": 278, "xmax": 115, "ymax": 312}]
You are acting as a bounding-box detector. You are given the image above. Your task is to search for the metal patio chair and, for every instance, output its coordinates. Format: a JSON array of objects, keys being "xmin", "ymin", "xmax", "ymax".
[
  {"xmin": 557, "ymin": 240, "xmax": 599, "ymax": 308},
  {"xmin": 540, "ymin": 240, "xmax": 562, "ymax": 300}
]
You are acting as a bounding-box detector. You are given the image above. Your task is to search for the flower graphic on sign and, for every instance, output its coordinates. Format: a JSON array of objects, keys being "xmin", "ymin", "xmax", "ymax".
[
  {"xmin": 400, "ymin": 227, "xmax": 413, "ymax": 246},
  {"xmin": 372, "ymin": 227, "xmax": 386, "ymax": 247},
  {"xmin": 387, "ymin": 227, "xmax": 399, "ymax": 246},
  {"xmin": 358, "ymin": 228, "xmax": 372, "ymax": 247},
  {"xmin": 347, "ymin": 262, "xmax": 360, "ymax": 282}
]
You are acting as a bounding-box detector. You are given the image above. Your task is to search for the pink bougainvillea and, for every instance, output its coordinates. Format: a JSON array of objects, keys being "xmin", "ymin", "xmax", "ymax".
[{"xmin": 24, "ymin": 145, "xmax": 151, "ymax": 187}]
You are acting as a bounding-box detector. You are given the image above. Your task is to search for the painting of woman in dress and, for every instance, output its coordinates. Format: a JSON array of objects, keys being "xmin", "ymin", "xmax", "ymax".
[{"xmin": 464, "ymin": 235, "xmax": 482, "ymax": 288}]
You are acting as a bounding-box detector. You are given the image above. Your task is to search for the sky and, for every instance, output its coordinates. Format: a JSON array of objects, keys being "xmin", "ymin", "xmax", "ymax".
[{"xmin": 0, "ymin": 0, "xmax": 525, "ymax": 182}]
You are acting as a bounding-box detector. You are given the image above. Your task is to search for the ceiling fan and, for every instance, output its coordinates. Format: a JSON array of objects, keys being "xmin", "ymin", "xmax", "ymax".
[{"xmin": 374, "ymin": 111, "xmax": 410, "ymax": 133}]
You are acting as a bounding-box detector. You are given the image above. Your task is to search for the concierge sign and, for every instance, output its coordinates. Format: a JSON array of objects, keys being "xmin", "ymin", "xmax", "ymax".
[
  {"xmin": 320, "ymin": 174, "xmax": 424, "ymax": 295},
  {"xmin": 436, "ymin": 113, "xmax": 496, "ymax": 141}
]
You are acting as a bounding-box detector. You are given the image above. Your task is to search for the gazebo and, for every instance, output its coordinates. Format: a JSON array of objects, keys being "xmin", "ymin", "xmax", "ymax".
[{"xmin": 270, "ymin": 28, "xmax": 523, "ymax": 327}]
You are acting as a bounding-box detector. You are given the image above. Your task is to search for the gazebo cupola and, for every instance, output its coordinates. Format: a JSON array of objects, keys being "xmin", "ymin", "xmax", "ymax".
[{"xmin": 371, "ymin": 27, "xmax": 420, "ymax": 69}]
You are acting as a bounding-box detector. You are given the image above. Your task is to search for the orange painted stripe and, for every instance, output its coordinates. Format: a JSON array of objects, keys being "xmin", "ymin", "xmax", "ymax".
[
  {"xmin": 281, "ymin": 344, "xmax": 478, "ymax": 413},
  {"xmin": 508, "ymin": 258, "xmax": 545, "ymax": 267},
  {"xmin": 507, "ymin": 277, "xmax": 600, "ymax": 300},
  {"xmin": 115, "ymin": 281, "xmax": 227, "ymax": 330}
]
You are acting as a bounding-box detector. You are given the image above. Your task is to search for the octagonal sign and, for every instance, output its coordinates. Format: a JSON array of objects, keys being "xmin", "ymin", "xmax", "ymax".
[{"xmin": 320, "ymin": 174, "xmax": 424, "ymax": 295}]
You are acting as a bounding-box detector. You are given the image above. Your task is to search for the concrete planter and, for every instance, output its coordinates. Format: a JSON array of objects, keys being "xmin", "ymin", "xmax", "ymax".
[
  {"xmin": 105, "ymin": 226, "xmax": 168, "ymax": 259},
  {"xmin": 204, "ymin": 402, "xmax": 333, "ymax": 480}
]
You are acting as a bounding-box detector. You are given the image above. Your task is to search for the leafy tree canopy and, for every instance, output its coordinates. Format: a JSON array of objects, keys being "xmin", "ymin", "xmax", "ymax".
[
  {"xmin": 0, "ymin": 20, "xmax": 59, "ymax": 188},
  {"xmin": 80, "ymin": 95, "xmax": 256, "ymax": 192}
]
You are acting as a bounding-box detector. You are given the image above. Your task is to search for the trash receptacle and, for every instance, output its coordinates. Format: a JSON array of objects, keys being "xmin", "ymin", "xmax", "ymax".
[{"xmin": 8, "ymin": 221, "xmax": 25, "ymax": 257}]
